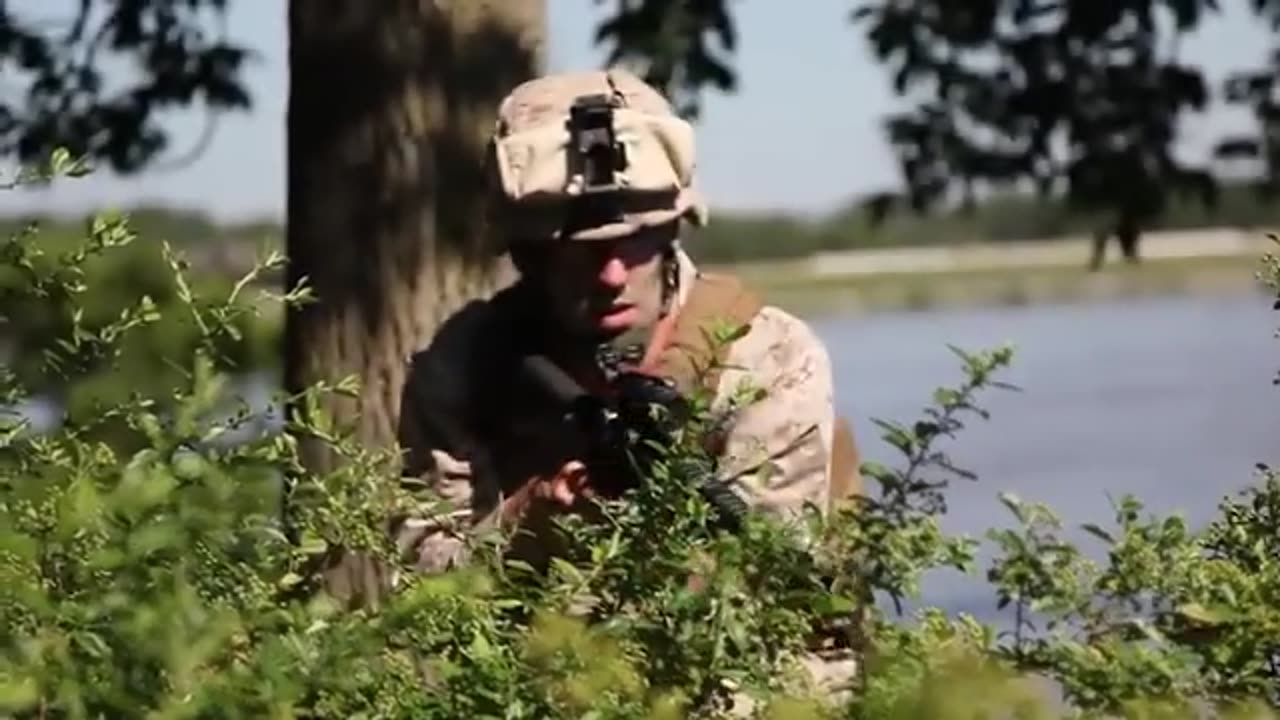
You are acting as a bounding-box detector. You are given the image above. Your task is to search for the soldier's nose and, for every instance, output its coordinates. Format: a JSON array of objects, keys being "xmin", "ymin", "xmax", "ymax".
[{"xmin": 598, "ymin": 256, "xmax": 628, "ymax": 288}]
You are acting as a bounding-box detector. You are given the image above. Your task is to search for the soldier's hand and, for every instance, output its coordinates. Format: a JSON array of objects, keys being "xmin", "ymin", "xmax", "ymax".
[
  {"xmin": 532, "ymin": 459, "xmax": 595, "ymax": 510},
  {"xmin": 498, "ymin": 459, "xmax": 595, "ymax": 528}
]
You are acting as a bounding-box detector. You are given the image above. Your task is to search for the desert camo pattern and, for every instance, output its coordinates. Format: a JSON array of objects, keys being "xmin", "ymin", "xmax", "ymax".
[
  {"xmin": 394, "ymin": 249, "xmax": 835, "ymax": 570},
  {"xmin": 393, "ymin": 248, "xmax": 857, "ymax": 709}
]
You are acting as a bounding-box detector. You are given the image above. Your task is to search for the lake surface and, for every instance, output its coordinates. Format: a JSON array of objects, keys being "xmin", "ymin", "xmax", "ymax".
[{"xmin": 810, "ymin": 291, "xmax": 1280, "ymax": 625}]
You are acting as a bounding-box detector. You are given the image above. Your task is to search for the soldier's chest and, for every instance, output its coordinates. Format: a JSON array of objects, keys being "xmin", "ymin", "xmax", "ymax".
[{"xmin": 474, "ymin": 391, "xmax": 588, "ymax": 492}]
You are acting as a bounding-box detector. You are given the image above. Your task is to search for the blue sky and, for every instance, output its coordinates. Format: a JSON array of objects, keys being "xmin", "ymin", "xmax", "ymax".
[{"xmin": 0, "ymin": 1, "xmax": 1272, "ymax": 222}]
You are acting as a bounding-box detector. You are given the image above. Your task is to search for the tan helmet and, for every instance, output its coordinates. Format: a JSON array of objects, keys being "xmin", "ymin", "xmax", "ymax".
[{"xmin": 487, "ymin": 68, "xmax": 708, "ymax": 243}]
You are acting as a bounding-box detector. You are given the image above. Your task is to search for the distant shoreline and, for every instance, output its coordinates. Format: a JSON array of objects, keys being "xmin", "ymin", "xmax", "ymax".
[
  {"xmin": 708, "ymin": 228, "xmax": 1276, "ymax": 316},
  {"xmin": 11, "ymin": 209, "xmax": 1269, "ymax": 318}
]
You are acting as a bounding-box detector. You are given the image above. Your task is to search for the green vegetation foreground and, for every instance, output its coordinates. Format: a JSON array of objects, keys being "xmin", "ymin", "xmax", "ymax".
[{"xmin": 3, "ymin": 156, "xmax": 1280, "ymax": 718}]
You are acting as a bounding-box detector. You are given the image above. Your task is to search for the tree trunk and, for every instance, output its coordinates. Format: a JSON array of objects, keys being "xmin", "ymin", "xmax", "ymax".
[{"xmin": 284, "ymin": 0, "xmax": 544, "ymax": 604}]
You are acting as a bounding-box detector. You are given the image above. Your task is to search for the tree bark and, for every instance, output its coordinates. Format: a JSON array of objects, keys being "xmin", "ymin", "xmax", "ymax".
[
  {"xmin": 284, "ymin": 0, "xmax": 544, "ymax": 604},
  {"xmin": 285, "ymin": 0, "xmax": 543, "ymax": 465}
]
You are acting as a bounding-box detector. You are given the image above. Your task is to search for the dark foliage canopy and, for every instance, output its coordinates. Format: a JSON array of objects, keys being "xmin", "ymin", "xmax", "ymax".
[
  {"xmin": 849, "ymin": 0, "xmax": 1223, "ymax": 227},
  {"xmin": 596, "ymin": 0, "xmax": 1277, "ymax": 239},
  {"xmin": 0, "ymin": 0, "xmax": 251, "ymax": 173},
  {"xmin": 592, "ymin": 0, "xmax": 737, "ymax": 119},
  {"xmin": 2, "ymin": 0, "xmax": 1277, "ymax": 242}
]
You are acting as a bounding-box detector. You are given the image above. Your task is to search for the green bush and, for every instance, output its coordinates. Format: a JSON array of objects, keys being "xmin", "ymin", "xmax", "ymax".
[
  {"xmin": 0, "ymin": 157, "xmax": 280, "ymax": 441},
  {"xmin": 2, "ymin": 153, "xmax": 1280, "ymax": 718}
]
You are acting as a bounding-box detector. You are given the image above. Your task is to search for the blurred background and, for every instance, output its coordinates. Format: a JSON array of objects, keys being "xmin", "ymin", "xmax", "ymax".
[{"xmin": 1, "ymin": 0, "xmax": 1278, "ymax": 626}]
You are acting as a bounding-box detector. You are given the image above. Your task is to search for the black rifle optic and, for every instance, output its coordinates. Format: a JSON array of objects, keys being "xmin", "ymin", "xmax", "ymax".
[{"xmin": 518, "ymin": 354, "xmax": 749, "ymax": 533}]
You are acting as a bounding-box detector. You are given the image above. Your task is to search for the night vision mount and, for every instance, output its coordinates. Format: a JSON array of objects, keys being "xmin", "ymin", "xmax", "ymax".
[{"xmin": 567, "ymin": 93, "xmax": 629, "ymax": 194}]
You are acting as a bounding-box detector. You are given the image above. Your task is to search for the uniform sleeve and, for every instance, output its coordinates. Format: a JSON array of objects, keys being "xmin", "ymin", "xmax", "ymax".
[
  {"xmin": 394, "ymin": 304, "xmax": 504, "ymax": 573},
  {"xmin": 710, "ymin": 306, "xmax": 836, "ymax": 525}
]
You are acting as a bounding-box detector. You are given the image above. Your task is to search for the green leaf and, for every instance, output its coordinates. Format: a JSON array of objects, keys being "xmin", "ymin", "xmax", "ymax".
[
  {"xmin": 997, "ymin": 492, "xmax": 1025, "ymax": 521},
  {"xmin": 1176, "ymin": 602, "xmax": 1237, "ymax": 627},
  {"xmin": 469, "ymin": 629, "xmax": 495, "ymax": 659},
  {"xmin": 299, "ymin": 532, "xmax": 329, "ymax": 557},
  {"xmin": 0, "ymin": 675, "xmax": 38, "ymax": 713},
  {"xmin": 813, "ymin": 594, "xmax": 860, "ymax": 616},
  {"xmin": 1080, "ymin": 523, "xmax": 1115, "ymax": 545}
]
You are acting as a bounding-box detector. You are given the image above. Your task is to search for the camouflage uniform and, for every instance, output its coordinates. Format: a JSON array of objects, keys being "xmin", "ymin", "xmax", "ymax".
[{"xmin": 393, "ymin": 69, "xmax": 863, "ymax": 709}]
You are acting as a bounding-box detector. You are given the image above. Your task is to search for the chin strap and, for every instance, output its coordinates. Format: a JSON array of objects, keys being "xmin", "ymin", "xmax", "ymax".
[{"xmin": 659, "ymin": 241, "xmax": 680, "ymax": 318}]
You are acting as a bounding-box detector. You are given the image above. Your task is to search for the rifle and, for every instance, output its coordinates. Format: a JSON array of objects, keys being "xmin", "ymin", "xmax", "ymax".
[
  {"xmin": 518, "ymin": 356, "xmax": 866, "ymax": 659},
  {"xmin": 518, "ymin": 354, "xmax": 750, "ymax": 533}
]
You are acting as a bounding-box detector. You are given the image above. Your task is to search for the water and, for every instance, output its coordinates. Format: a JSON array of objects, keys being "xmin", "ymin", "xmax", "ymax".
[{"xmin": 812, "ymin": 292, "xmax": 1280, "ymax": 625}]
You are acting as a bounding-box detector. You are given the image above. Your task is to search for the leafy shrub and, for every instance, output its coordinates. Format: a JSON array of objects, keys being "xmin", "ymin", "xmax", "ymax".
[
  {"xmin": 0, "ymin": 157, "xmax": 279, "ymax": 444},
  {"xmin": 2, "ymin": 153, "xmax": 1279, "ymax": 718}
]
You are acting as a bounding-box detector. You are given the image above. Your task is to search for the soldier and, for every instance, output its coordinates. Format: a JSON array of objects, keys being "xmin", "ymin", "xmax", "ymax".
[{"xmin": 392, "ymin": 68, "xmax": 863, "ymax": 704}]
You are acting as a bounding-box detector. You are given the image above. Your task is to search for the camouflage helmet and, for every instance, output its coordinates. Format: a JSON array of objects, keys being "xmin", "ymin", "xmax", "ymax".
[{"xmin": 487, "ymin": 68, "xmax": 708, "ymax": 243}]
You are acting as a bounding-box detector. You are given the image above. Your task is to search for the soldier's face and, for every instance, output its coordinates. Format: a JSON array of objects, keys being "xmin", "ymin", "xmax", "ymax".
[{"xmin": 545, "ymin": 223, "xmax": 674, "ymax": 338}]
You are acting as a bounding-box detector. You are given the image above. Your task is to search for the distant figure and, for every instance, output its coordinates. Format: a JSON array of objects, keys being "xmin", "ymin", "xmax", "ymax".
[
  {"xmin": 1090, "ymin": 215, "xmax": 1142, "ymax": 270},
  {"xmin": 392, "ymin": 68, "xmax": 865, "ymax": 705}
]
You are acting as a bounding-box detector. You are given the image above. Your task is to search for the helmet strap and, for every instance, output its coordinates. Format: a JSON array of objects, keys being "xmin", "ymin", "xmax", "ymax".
[{"xmin": 659, "ymin": 240, "xmax": 680, "ymax": 318}]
